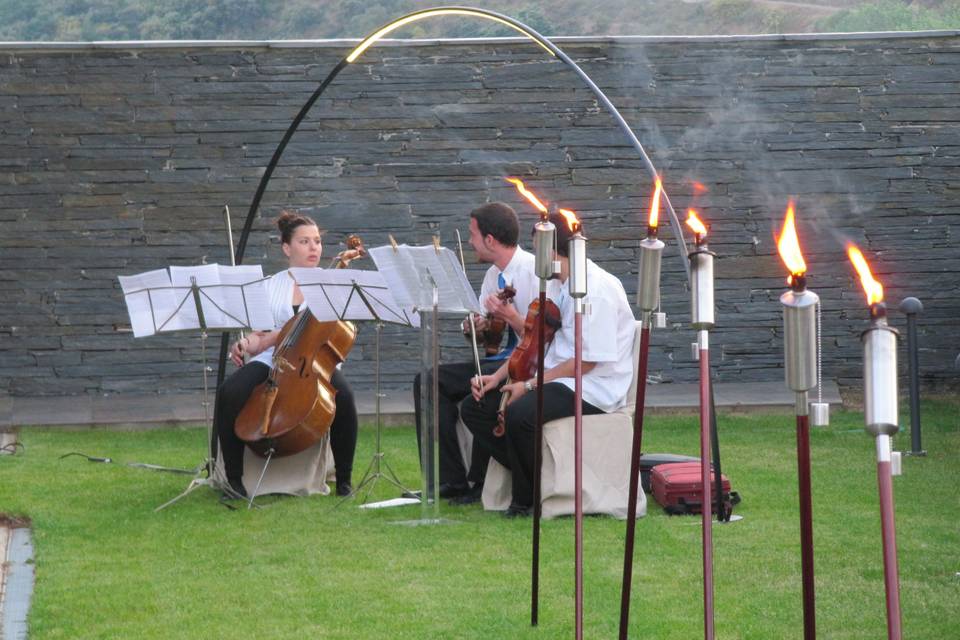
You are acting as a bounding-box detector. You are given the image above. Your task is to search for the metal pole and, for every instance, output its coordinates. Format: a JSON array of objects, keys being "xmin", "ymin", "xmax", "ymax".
[
  {"xmin": 619, "ymin": 317, "xmax": 652, "ymax": 639},
  {"xmin": 531, "ymin": 283, "xmax": 547, "ymax": 627},
  {"xmin": 574, "ymin": 301, "xmax": 584, "ymax": 640},
  {"xmin": 698, "ymin": 330, "xmax": 715, "ymax": 640},
  {"xmin": 795, "ymin": 396, "xmax": 816, "ymax": 640},
  {"xmin": 898, "ymin": 297, "xmax": 925, "ymax": 456},
  {"xmin": 876, "ymin": 435, "xmax": 904, "ymax": 640}
]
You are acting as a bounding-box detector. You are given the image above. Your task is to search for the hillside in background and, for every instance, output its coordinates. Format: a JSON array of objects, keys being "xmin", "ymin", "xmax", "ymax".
[{"xmin": 0, "ymin": 0, "xmax": 958, "ymax": 41}]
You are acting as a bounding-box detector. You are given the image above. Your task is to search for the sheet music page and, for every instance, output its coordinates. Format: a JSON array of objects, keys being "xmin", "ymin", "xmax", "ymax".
[
  {"xmin": 367, "ymin": 245, "xmax": 420, "ymax": 309},
  {"xmin": 169, "ymin": 263, "xmax": 226, "ymax": 329},
  {"xmin": 289, "ymin": 268, "xmax": 416, "ymax": 327},
  {"xmin": 218, "ymin": 265, "xmax": 273, "ymax": 330},
  {"xmin": 404, "ymin": 245, "xmax": 483, "ymax": 315},
  {"xmin": 287, "ymin": 267, "xmax": 347, "ymax": 322},
  {"xmin": 118, "ymin": 268, "xmax": 176, "ymax": 337},
  {"xmin": 438, "ymin": 247, "xmax": 485, "ymax": 315}
]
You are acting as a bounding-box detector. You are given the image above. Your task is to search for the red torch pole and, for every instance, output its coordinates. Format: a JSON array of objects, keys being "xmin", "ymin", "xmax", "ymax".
[
  {"xmin": 849, "ymin": 245, "xmax": 903, "ymax": 639},
  {"xmin": 619, "ymin": 180, "xmax": 665, "ymax": 639},
  {"xmin": 777, "ymin": 202, "xmax": 819, "ymax": 639},
  {"xmin": 564, "ymin": 211, "xmax": 588, "ymax": 640},
  {"xmin": 687, "ymin": 211, "xmax": 715, "ymax": 639}
]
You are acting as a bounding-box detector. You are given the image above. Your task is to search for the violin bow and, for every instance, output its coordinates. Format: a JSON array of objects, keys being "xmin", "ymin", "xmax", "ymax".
[{"xmin": 455, "ymin": 229, "xmax": 485, "ymax": 392}]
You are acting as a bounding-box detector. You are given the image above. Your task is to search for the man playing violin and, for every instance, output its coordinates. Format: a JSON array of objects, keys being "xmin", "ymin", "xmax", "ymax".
[
  {"xmin": 460, "ymin": 212, "xmax": 637, "ymax": 517},
  {"xmin": 413, "ymin": 202, "xmax": 540, "ymax": 504}
]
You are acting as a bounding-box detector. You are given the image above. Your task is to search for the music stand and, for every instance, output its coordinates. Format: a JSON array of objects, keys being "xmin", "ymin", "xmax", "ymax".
[
  {"xmin": 289, "ymin": 267, "xmax": 417, "ymax": 505},
  {"xmin": 118, "ymin": 264, "xmax": 273, "ymax": 510},
  {"xmin": 368, "ymin": 242, "xmax": 483, "ymax": 524}
]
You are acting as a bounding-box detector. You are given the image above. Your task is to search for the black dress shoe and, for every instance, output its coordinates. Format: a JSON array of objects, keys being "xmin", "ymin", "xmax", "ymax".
[
  {"xmin": 225, "ymin": 477, "xmax": 247, "ymax": 499},
  {"xmin": 336, "ymin": 481, "xmax": 353, "ymax": 497},
  {"xmin": 449, "ymin": 484, "xmax": 483, "ymax": 506},
  {"xmin": 438, "ymin": 482, "xmax": 469, "ymax": 499},
  {"xmin": 504, "ymin": 503, "xmax": 533, "ymax": 518}
]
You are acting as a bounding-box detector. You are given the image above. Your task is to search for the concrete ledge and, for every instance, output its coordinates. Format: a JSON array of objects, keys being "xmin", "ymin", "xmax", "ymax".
[
  {"xmin": 2, "ymin": 381, "xmax": 843, "ymax": 429},
  {"xmin": 0, "ymin": 30, "xmax": 957, "ymax": 52}
]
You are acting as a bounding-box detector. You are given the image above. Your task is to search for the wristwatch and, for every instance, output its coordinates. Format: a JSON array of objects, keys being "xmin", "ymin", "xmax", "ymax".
[{"xmin": 524, "ymin": 379, "xmax": 535, "ymax": 392}]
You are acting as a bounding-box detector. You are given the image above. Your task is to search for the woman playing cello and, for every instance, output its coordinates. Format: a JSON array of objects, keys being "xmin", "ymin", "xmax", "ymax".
[{"xmin": 213, "ymin": 210, "xmax": 358, "ymax": 498}]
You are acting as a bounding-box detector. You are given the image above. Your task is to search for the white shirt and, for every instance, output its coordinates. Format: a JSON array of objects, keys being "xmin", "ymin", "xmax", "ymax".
[
  {"xmin": 543, "ymin": 259, "xmax": 637, "ymax": 413},
  {"xmin": 477, "ymin": 247, "xmax": 540, "ymax": 357},
  {"xmin": 251, "ymin": 270, "xmax": 303, "ymax": 368}
]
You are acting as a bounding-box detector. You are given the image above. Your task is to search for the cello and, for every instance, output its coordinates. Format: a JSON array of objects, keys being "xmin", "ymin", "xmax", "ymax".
[
  {"xmin": 234, "ymin": 235, "xmax": 365, "ymax": 457},
  {"xmin": 494, "ymin": 296, "xmax": 562, "ymax": 436}
]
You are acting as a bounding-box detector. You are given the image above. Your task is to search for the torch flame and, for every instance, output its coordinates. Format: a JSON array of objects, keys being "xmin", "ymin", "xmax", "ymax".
[
  {"xmin": 557, "ymin": 208, "xmax": 581, "ymax": 232},
  {"xmin": 648, "ymin": 176, "xmax": 662, "ymax": 230},
  {"xmin": 685, "ymin": 208, "xmax": 707, "ymax": 239},
  {"xmin": 846, "ymin": 244, "xmax": 884, "ymax": 306},
  {"xmin": 776, "ymin": 200, "xmax": 807, "ymax": 279},
  {"xmin": 505, "ymin": 178, "xmax": 548, "ymax": 214}
]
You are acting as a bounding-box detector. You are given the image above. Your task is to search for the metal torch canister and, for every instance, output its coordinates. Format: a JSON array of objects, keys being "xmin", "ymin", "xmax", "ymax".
[
  {"xmin": 780, "ymin": 287, "xmax": 819, "ymax": 394},
  {"xmin": 689, "ymin": 247, "xmax": 715, "ymax": 330},
  {"xmin": 569, "ymin": 229, "xmax": 588, "ymax": 300},
  {"xmin": 534, "ymin": 217, "xmax": 558, "ymax": 280},
  {"xmin": 637, "ymin": 236, "xmax": 664, "ymax": 313},
  {"xmin": 863, "ymin": 313, "xmax": 900, "ymax": 437}
]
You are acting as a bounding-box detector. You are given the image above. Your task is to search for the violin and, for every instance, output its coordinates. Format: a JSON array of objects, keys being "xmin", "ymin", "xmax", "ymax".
[
  {"xmin": 464, "ymin": 285, "xmax": 517, "ymax": 357},
  {"xmin": 234, "ymin": 235, "xmax": 365, "ymax": 457},
  {"xmin": 494, "ymin": 296, "xmax": 562, "ymax": 436}
]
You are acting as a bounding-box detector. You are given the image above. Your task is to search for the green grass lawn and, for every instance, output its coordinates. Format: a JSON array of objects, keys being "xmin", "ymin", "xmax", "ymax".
[{"xmin": 1, "ymin": 400, "xmax": 958, "ymax": 639}]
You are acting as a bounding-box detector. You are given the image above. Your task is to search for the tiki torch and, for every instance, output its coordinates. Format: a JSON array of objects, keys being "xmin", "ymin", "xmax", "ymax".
[
  {"xmin": 776, "ymin": 201, "xmax": 818, "ymax": 640},
  {"xmin": 506, "ymin": 177, "xmax": 557, "ymax": 628},
  {"xmin": 848, "ymin": 244, "xmax": 903, "ymax": 640},
  {"xmin": 558, "ymin": 207, "xmax": 588, "ymax": 640},
  {"xmin": 687, "ymin": 209, "xmax": 716, "ymax": 640},
  {"xmin": 619, "ymin": 176, "xmax": 664, "ymax": 639}
]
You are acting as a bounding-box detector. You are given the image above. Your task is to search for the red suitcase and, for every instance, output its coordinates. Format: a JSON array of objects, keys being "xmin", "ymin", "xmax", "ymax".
[{"xmin": 651, "ymin": 461, "xmax": 737, "ymax": 515}]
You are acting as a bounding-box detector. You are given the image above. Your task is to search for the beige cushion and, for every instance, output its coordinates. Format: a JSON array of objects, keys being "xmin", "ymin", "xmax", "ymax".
[
  {"xmin": 478, "ymin": 320, "xmax": 646, "ymax": 519},
  {"xmin": 212, "ymin": 436, "xmax": 334, "ymax": 497}
]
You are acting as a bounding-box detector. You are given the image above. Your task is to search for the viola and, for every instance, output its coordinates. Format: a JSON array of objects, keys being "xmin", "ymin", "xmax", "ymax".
[
  {"xmin": 234, "ymin": 235, "xmax": 365, "ymax": 457},
  {"xmin": 494, "ymin": 296, "xmax": 562, "ymax": 436},
  {"xmin": 464, "ymin": 285, "xmax": 517, "ymax": 357}
]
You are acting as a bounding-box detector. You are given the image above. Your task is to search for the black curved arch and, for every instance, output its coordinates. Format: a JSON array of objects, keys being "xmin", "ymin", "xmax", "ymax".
[{"xmin": 215, "ymin": 6, "xmax": 689, "ymax": 395}]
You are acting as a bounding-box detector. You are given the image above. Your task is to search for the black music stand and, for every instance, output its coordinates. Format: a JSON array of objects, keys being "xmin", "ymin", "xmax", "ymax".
[
  {"xmin": 289, "ymin": 267, "xmax": 417, "ymax": 505},
  {"xmin": 118, "ymin": 264, "xmax": 272, "ymax": 510}
]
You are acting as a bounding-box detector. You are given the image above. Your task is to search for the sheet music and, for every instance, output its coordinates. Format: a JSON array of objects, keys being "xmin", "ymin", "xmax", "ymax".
[
  {"xmin": 367, "ymin": 245, "xmax": 420, "ymax": 310},
  {"xmin": 220, "ymin": 266, "xmax": 273, "ymax": 330},
  {"xmin": 118, "ymin": 268, "xmax": 180, "ymax": 337},
  {"xmin": 119, "ymin": 264, "xmax": 271, "ymax": 335},
  {"xmin": 169, "ymin": 264, "xmax": 222, "ymax": 328},
  {"xmin": 405, "ymin": 245, "xmax": 483, "ymax": 315},
  {"xmin": 289, "ymin": 268, "xmax": 416, "ymax": 327}
]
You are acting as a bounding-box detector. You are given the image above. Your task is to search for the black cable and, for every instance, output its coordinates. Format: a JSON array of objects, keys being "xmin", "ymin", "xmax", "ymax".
[
  {"xmin": 1, "ymin": 442, "xmax": 24, "ymax": 454},
  {"xmin": 59, "ymin": 452, "xmax": 113, "ymax": 463}
]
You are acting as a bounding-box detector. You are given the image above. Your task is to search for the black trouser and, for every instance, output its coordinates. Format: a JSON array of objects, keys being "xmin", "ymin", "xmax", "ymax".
[
  {"xmin": 460, "ymin": 381, "xmax": 604, "ymax": 509},
  {"xmin": 413, "ymin": 359, "xmax": 504, "ymax": 488},
  {"xmin": 213, "ymin": 361, "xmax": 358, "ymax": 488}
]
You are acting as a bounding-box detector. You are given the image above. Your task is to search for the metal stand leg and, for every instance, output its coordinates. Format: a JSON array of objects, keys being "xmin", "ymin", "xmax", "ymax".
[
  {"xmin": 154, "ymin": 330, "xmax": 224, "ymax": 510},
  {"xmin": 247, "ymin": 447, "xmax": 275, "ymax": 510},
  {"xmin": 342, "ymin": 322, "xmax": 413, "ymax": 506}
]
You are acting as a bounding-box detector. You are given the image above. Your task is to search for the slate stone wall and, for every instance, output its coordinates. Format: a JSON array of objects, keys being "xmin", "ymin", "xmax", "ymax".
[{"xmin": 1, "ymin": 33, "xmax": 957, "ymax": 397}]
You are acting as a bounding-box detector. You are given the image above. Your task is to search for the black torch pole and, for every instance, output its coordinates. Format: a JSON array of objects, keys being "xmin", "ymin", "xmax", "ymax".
[
  {"xmin": 898, "ymin": 297, "xmax": 925, "ymax": 456},
  {"xmin": 531, "ymin": 213, "xmax": 557, "ymax": 627}
]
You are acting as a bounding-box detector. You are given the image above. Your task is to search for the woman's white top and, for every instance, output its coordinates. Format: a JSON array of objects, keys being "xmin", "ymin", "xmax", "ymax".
[{"xmin": 250, "ymin": 270, "xmax": 304, "ymax": 368}]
